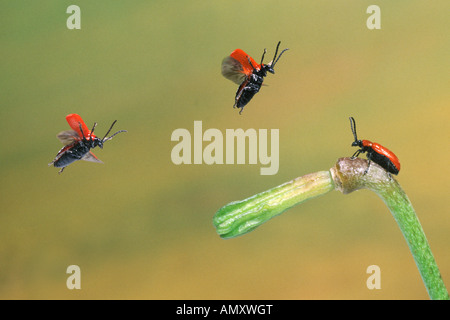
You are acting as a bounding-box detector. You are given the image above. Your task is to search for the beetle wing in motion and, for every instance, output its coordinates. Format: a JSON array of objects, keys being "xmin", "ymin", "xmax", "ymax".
[
  {"xmin": 65, "ymin": 113, "xmax": 95, "ymax": 139},
  {"xmin": 221, "ymin": 49, "xmax": 260, "ymax": 85},
  {"xmin": 221, "ymin": 56, "xmax": 247, "ymax": 85},
  {"xmin": 81, "ymin": 151, "xmax": 103, "ymax": 164},
  {"xmin": 56, "ymin": 130, "xmax": 80, "ymax": 145}
]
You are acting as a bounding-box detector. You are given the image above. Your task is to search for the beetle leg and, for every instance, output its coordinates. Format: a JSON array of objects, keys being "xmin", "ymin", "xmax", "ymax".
[
  {"xmin": 247, "ymin": 56, "xmax": 257, "ymax": 72},
  {"xmin": 351, "ymin": 149, "xmax": 361, "ymax": 159},
  {"xmin": 364, "ymin": 160, "xmax": 371, "ymax": 175}
]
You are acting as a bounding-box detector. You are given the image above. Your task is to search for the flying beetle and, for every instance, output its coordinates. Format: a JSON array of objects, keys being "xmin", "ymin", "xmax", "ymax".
[
  {"xmin": 49, "ymin": 114, "xmax": 127, "ymax": 174},
  {"xmin": 221, "ymin": 41, "xmax": 289, "ymax": 114}
]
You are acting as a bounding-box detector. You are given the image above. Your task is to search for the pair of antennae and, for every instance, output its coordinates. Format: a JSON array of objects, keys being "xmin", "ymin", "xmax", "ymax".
[
  {"xmin": 260, "ymin": 41, "xmax": 289, "ymax": 68},
  {"xmin": 270, "ymin": 41, "xmax": 289, "ymax": 68},
  {"xmin": 101, "ymin": 120, "xmax": 127, "ymax": 142},
  {"xmin": 79, "ymin": 120, "xmax": 127, "ymax": 142}
]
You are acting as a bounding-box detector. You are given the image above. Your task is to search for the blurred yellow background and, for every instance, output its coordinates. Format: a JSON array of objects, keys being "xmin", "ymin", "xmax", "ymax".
[{"xmin": 1, "ymin": 0, "xmax": 448, "ymax": 299}]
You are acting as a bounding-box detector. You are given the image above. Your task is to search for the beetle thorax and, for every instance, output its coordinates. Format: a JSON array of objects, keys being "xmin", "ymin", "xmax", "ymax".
[
  {"xmin": 361, "ymin": 140, "xmax": 373, "ymax": 148},
  {"xmin": 255, "ymin": 66, "xmax": 268, "ymax": 78}
]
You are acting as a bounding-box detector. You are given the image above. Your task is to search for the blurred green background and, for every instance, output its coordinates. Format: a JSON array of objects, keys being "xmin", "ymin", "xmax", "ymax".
[{"xmin": 1, "ymin": 0, "xmax": 449, "ymax": 299}]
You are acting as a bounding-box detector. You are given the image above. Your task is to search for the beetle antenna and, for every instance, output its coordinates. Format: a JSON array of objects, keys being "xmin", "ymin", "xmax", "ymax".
[
  {"xmin": 89, "ymin": 122, "xmax": 97, "ymax": 140},
  {"xmin": 260, "ymin": 48, "xmax": 267, "ymax": 66},
  {"xmin": 104, "ymin": 129, "xmax": 127, "ymax": 142},
  {"xmin": 101, "ymin": 120, "xmax": 117, "ymax": 140},
  {"xmin": 101, "ymin": 120, "xmax": 127, "ymax": 142},
  {"xmin": 272, "ymin": 41, "xmax": 280, "ymax": 64},
  {"xmin": 271, "ymin": 41, "xmax": 289, "ymax": 68},
  {"xmin": 349, "ymin": 117, "xmax": 358, "ymax": 142},
  {"xmin": 78, "ymin": 122, "xmax": 86, "ymax": 140},
  {"xmin": 247, "ymin": 56, "xmax": 257, "ymax": 71}
]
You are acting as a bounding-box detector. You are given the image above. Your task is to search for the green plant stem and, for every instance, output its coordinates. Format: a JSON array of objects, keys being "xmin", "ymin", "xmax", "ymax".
[
  {"xmin": 379, "ymin": 180, "xmax": 448, "ymax": 300},
  {"xmin": 331, "ymin": 157, "xmax": 449, "ymax": 300},
  {"xmin": 213, "ymin": 171, "xmax": 334, "ymax": 239}
]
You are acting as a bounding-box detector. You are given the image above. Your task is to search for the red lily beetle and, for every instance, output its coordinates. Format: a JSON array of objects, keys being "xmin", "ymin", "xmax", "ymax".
[
  {"xmin": 349, "ymin": 117, "xmax": 400, "ymax": 175},
  {"xmin": 221, "ymin": 41, "xmax": 288, "ymax": 114},
  {"xmin": 49, "ymin": 114, "xmax": 127, "ymax": 174}
]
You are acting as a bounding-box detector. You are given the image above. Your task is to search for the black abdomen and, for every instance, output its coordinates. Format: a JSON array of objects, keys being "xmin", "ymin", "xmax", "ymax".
[
  {"xmin": 53, "ymin": 152, "xmax": 82, "ymax": 168},
  {"xmin": 235, "ymin": 73, "xmax": 264, "ymax": 109},
  {"xmin": 235, "ymin": 84, "xmax": 260, "ymax": 109},
  {"xmin": 53, "ymin": 143, "xmax": 90, "ymax": 168}
]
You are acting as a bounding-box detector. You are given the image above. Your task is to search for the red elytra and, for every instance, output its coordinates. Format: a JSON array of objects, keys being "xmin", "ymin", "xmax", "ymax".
[
  {"xmin": 361, "ymin": 140, "xmax": 401, "ymax": 171},
  {"xmin": 230, "ymin": 49, "xmax": 261, "ymax": 75}
]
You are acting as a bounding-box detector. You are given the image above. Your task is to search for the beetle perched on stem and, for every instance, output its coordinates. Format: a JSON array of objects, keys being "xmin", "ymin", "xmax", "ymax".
[
  {"xmin": 349, "ymin": 116, "xmax": 400, "ymax": 175},
  {"xmin": 49, "ymin": 114, "xmax": 127, "ymax": 174},
  {"xmin": 221, "ymin": 41, "xmax": 288, "ymax": 114}
]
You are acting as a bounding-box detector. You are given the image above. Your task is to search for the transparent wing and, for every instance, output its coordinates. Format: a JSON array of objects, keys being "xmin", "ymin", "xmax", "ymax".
[
  {"xmin": 81, "ymin": 151, "xmax": 103, "ymax": 164},
  {"xmin": 221, "ymin": 56, "xmax": 247, "ymax": 85},
  {"xmin": 56, "ymin": 130, "xmax": 79, "ymax": 145}
]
